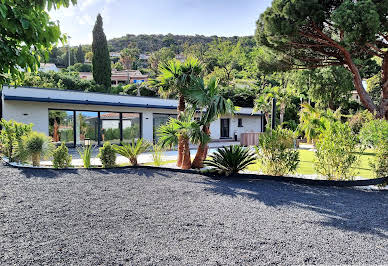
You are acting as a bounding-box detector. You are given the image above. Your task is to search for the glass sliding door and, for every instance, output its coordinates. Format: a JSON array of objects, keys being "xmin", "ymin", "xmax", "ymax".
[
  {"xmin": 100, "ymin": 112, "xmax": 121, "ymax": 144},
  {"xmin": 76, "ymin": 111, "xmax": 99, "ymax": 145},
  {"xmin": 122, "ymin": 113, "xmax": 141, "ymax": 142},
  {"xmin": 49, "ymin": 110, "xmax": 75, "ymax": 146}
]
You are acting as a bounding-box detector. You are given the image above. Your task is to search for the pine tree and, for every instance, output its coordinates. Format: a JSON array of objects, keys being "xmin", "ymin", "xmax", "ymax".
[
  {"xmin": 76, "ymin": 45, "xmax": 85, "ymax": 63},
  {"xmin": 92, "ymin": 14, "xmax": 111, "ymax": 90}
]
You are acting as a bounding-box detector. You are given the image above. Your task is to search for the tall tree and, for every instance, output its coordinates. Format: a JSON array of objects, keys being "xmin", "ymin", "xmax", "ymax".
[
  {"xmin": 76, "ymin": 45, "xmax": 85, "ymax": 63},
  {"xmin": 92, "ymin": 14, "xmax": 111, "ymax": 89},
  {"xmin": 0, "ymin": 0, "xmax": 76, "ymax": 85},
  {"xmin": 256, "ymin": 0, "xmax": 388, "ymax": 119}
]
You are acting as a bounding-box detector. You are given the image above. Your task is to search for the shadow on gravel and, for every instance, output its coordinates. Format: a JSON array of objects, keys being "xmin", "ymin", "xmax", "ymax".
[
  {"xmin": 92, "ymin": 167, "xmax": 172, "ymax": 179},
  {"xmin": 19, "ymin": 168, "xmax": 80, "ymax": 179},
  {"xmin": 196, "ymin": 178, "xmax": 388, "ymax": 239}
]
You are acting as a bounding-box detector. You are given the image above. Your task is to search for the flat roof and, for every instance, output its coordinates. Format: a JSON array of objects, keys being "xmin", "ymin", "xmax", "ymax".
[{"xmin": 2, "ymin": 86, "xmax": 262, "ymax": 116}]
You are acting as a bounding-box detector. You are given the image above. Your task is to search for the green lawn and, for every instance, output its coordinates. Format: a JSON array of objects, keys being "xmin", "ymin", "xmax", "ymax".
[{"xmin": 248, "ymin": 149, "xmax": 376, "ymax": 178}]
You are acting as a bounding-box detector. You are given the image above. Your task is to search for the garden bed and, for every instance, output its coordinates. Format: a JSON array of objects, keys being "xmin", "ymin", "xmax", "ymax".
[{"xmin": 3, "ymin": 156, "xmax": 387, "ymax": 188}]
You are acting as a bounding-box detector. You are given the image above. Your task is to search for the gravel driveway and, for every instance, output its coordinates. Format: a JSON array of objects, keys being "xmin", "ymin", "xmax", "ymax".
[{"xmin": 1, "ymin": 164, "xmax": 387, "ymax": 265}]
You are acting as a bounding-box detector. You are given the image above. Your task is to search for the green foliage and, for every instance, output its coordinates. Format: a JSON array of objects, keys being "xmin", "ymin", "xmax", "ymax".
[
  {"xmin": 256, "ymin": 127, "xmax": 299, "ymax": 176},
  {"xmin": 0, "ymin": 0, "xmax": 76, "ymax": 85},
  {"xmin": 77, "ymin": 145, "xmax": 94, "ymax": 168},
  {"xmin": 113, "ymin": 138, "xmax": 151, "ymax": 166},
  {"xmin": 98, "ymin": 142, "xmax": 116, "ymax": 168},
  {"xmin": 370, "ymin": 141, "xmax": 388, "ymax": 179},
  {"xmin": 23, "ymin": 131, "xmax": 54, "ymax": 166},
  {"xmin": 359, "ymin": 119, "xmax": 388, "ymax": 148},
  {"xmin": 0, "ymin": 119, "xmax": 32, "ymax": 162},
  {"xmin": 52, "ymin": 143, "xmax": 72, "ymax": 168},
  {"xmin": 152, "ymin": 144, "xmax": 164, "ymax": 166},
  {"xmin": 92, "ymin": 14, "xmax": 111, "ymax": 89},
  {"xmin": 348, "ymin": 110, "xmax": 374, "ymax": 135},
  {"xmin": 314, "ymin": 122, "xmax": 360, "ymax": 180},
  {"xmin": 204, "ymin": 145, "xmax": 257, "ymax": 176},
  {"xmin": 298, "ymin": 103, "xmax": 342, "ymax": 143},
  {"xmin": 18, "ymin": 71, "xmax": 105, "ymax": 92},
  {"xmin": 76, "ymin": 45, "xmax": 85, "ymax": 63},
  {"xmin": 366, "ymin": 73, "xmax": 383, "ymax": 106},
  {"xmin": 67, "ymin": 63, "xmax": 92, "ymax": 72}
]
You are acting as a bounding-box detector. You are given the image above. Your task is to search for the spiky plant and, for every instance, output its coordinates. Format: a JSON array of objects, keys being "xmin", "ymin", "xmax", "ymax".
[
  {"xmin": 77, "ymin": 145, "xmax": 95, "ymax": 169},
  {"xmin": 204, "ymin": 145, "xmax": 257, "ymax": 176},
  {"xmin": 114, "ymin": 138, "xmax": 151, "ymax": 166}
]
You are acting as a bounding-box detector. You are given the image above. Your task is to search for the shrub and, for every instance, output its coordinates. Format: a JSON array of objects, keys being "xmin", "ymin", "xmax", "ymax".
[
  {"xmin": 77, "ymin": 145, "xmax": 94, "ymax": 168},
  {"xmin": 0, "ymin": 119, "xmax": 32, "ymax": 162},
  {"xmin": 23, "ymin": 132, "xmax": 54, "ymax": 167},
  {"xmin": 369, "ymin": 141, "xmax": 388, "ymax": 179},
  {"xmin": 314, "ymin": 122, "xmax": 360, "ymax": 180},
  {"xmin": 52, "ymin": 143, "xmax": 72, "ymax": 168},
  {"xmin": 152, "ymin": 144, "xmax": 164, "ymax": 166},
  {"xmin": 348, "ymin": 110, "xmax": 373, "ymax": 134},
  {"xmin": 113, "ymin": 138, "xmax": 151, "ymax": 166},
  {"xmin": 204, "ymin": 145, "xmax": 256, "ymax": 176},
  {"xmin": 359, "ymin": 119, "xmax": 388, "ymax": 148},
  {"xmin": 98, "ymin": 142, "xmax": 116, "ymax": 168},
  {"xmin": 255, "ymin": 127, "xmax": 299, "ymax": 176}
]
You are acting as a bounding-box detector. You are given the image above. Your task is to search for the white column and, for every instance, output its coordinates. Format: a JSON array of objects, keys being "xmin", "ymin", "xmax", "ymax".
[{"xmin": 142, "ymin": 111, "xmax": 154, "ymax": 142}]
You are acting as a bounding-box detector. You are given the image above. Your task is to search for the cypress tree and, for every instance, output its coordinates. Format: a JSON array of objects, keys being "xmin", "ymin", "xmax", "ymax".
[
  {"xmin": 92, "ymin": 14, "xmax": 111, "ymax": 90},
  {"xmin": 76, "ymin": 45, "xmax": 85, "ymax": 63}
]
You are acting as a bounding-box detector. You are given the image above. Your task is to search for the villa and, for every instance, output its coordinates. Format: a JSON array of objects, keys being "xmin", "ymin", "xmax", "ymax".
[{"xmin": 1, "ymin": 86, "xmax": 264, "ymax": 147}]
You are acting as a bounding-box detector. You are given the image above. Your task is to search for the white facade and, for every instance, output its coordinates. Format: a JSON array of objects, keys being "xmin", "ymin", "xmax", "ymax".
[{"xmin": 1, "ymin": 86, "xmax": 263, "ymax": 145}]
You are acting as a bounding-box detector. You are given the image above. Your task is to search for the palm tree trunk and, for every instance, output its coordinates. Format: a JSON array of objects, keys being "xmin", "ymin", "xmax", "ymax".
[
  {"xmin": 280, "ymin": 104, "xmax": 285, "ymax": 124},
  {"xmin": 181, "ymin": 136, "xmax": 191, "ymax": 169},
  {"xmin": 192, "ymin": 124, "xmax": 210, "ymax": 169},
  {"xmin": 177, "ymin": 94, "xmax": 186, "ymax": 167}
]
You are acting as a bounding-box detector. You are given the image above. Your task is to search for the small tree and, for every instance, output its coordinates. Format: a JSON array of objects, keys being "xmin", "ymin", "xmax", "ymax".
[{"xmin": 76, "ymin": 45, "xmax": 85, "ymax": 63}]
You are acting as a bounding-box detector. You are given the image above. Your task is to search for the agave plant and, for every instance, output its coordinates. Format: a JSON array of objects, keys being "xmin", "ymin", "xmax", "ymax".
[
  {"xmin": 204, "ymin": 145, "xmax": 257, "ymax": 176},
  {"xmin": 114, "ymin": 138, "xmax": 151, "ymax": 166}
]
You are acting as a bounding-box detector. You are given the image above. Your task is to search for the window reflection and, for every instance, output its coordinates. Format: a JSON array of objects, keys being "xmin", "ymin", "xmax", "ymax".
[
  {"xmin": 49, "ymin": 110, "xmax": 74, "ymax": 145},
  {"xmin": 76, "ymin": 111, "xmax": 98, "ymax": 145}
]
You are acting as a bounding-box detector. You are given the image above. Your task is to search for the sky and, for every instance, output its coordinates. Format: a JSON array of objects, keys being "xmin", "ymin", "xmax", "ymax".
[{"xmin": 49, "ymin": 0, "xmax": 273, "ymax": 46}]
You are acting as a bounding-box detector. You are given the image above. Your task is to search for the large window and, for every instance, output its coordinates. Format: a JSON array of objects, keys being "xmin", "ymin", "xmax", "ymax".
[
  {"xmin": 122, "ymin": 113, "xmax": 141, "ymax": 142},
  {"xmin": 153, "ymin": 113, "xmax": 176, "ymax": 143},
  {"xmin": 100, "ymin": 112, "xmax": 121, "ymax": 144},
  {"xmin": 49, "ymin": 110, "xmax": 74, "ymax": 146},
  {"xmin": 49, "ymin": 110, "xmax": 142, "ymax": 146},
  {"xmin": 76, "ymin": 111, "xmax": 99, "ymax": 145}
]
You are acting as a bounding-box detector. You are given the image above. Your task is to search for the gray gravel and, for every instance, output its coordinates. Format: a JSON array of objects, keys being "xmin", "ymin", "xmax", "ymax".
[{"xmin": 0, "ymin": 164, "xmax": 387, "ymax": 265}]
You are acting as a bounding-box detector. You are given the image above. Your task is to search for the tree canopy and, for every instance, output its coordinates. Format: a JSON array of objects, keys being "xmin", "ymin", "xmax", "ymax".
[
  {"xmin": 256, "ymin": 0, "xmax": 388, "ymax": 119},
  {"xmin": 92, "ymin": 14, "xmax": 111, "ymax": 89},
  {"xmin": 0, "ymin": 0, "xmax": 76, "ymax": 85}
]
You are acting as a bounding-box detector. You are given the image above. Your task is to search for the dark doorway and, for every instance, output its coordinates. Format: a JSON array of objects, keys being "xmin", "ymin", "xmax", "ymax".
[{"xmin": 220, "ymin": 118, "xmax": 230, "ymax": 138}]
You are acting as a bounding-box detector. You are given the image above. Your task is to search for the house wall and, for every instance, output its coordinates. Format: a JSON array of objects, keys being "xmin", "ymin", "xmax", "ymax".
[{"xmin": 2, "ymin": 87, "xmax": 263, "ymax": 144}]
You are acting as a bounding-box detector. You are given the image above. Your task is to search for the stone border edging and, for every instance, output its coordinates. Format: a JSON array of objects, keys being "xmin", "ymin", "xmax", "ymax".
[{"xmin": 3, "ymin": 157, "xmax": 387, "ymax": 188}]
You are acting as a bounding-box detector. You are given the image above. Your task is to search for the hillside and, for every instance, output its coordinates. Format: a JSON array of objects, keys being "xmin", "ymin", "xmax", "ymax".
[{"xmin": 107, "ymin": 33, "xmax": 255, "ymax": 53}]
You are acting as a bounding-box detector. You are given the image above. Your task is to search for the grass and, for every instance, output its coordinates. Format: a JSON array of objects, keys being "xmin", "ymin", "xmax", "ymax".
[{"xmin": 248, "ymin": 149, "xmax": 376, "ymax": 178}]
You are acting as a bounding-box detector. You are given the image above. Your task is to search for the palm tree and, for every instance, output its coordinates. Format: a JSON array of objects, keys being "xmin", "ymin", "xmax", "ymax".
[
  {"xmin": 153, "ymin": 57, "xmax": 204, "ymax": 167},
  {"xmin": 186, "ymin": 77, "xmax": 236, "ymax": 168},
  {"xmin": 157, "ymin": 111, "xmax": 207, "ymax": 169},
  {"xmin": 253, "ymin": 94, "xmax": 272, "ymax": 126}
]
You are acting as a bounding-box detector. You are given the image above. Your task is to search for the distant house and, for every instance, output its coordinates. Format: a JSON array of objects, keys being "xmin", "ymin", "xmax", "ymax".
[
  {"xmin": 109, "ymin": 52, "xmax": 121, "ymax": 58},
  {"xmin": 39, "ymin": 63, "xmax": 59, "ymax": 73},
  {"xmin": 78, "ymin": 70, "xmax": 149, "ymax": 86}
]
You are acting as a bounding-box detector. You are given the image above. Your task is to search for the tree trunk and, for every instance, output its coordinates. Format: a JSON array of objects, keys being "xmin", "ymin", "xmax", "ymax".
[
  {"xmin": 344, "ymin": 51, "xmax": 378, "ymax": 116},
  {"xmin": 176, "ymin": 94, "xmax": 186, "ymax": 167},
  {"xmin": 279, "ymin": 104, "xmax": 285, "ymax": 124},
  {"xmin": 381, "ymin": 53, "xmax": 388, "ymax": 120},
  {"xmin": 181, "ymin": 136, "xmax": 191, "ymax": 170},
  {"xmin": 32, "ymin": 153, "xmax": 40, "ymax": 167},
  {"xmin": 191, "ymin": 125, "xmax": 210, "ymax": 169}
]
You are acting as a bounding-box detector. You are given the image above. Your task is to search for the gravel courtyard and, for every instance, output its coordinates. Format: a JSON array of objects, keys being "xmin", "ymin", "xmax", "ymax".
[{"xmin": 1, "ymin": 164, "xmax": 387, "ymax": 265}]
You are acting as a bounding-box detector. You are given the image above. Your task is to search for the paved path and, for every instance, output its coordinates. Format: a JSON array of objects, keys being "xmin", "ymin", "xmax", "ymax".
[{"xmin": 0, "ymin": 164, "xmax": 387, "ymax": 265}]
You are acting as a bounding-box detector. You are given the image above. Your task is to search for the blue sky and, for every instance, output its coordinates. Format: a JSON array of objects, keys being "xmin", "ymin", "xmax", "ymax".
[{"xmin": 49, "ymin": 0, "xmax": 272, "ymax": 45}]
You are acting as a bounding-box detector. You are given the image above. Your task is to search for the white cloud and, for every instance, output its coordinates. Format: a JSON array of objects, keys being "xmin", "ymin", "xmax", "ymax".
[{"xmin": 78, "ymin": 14, "xmax": 94, "ymax": 26}]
